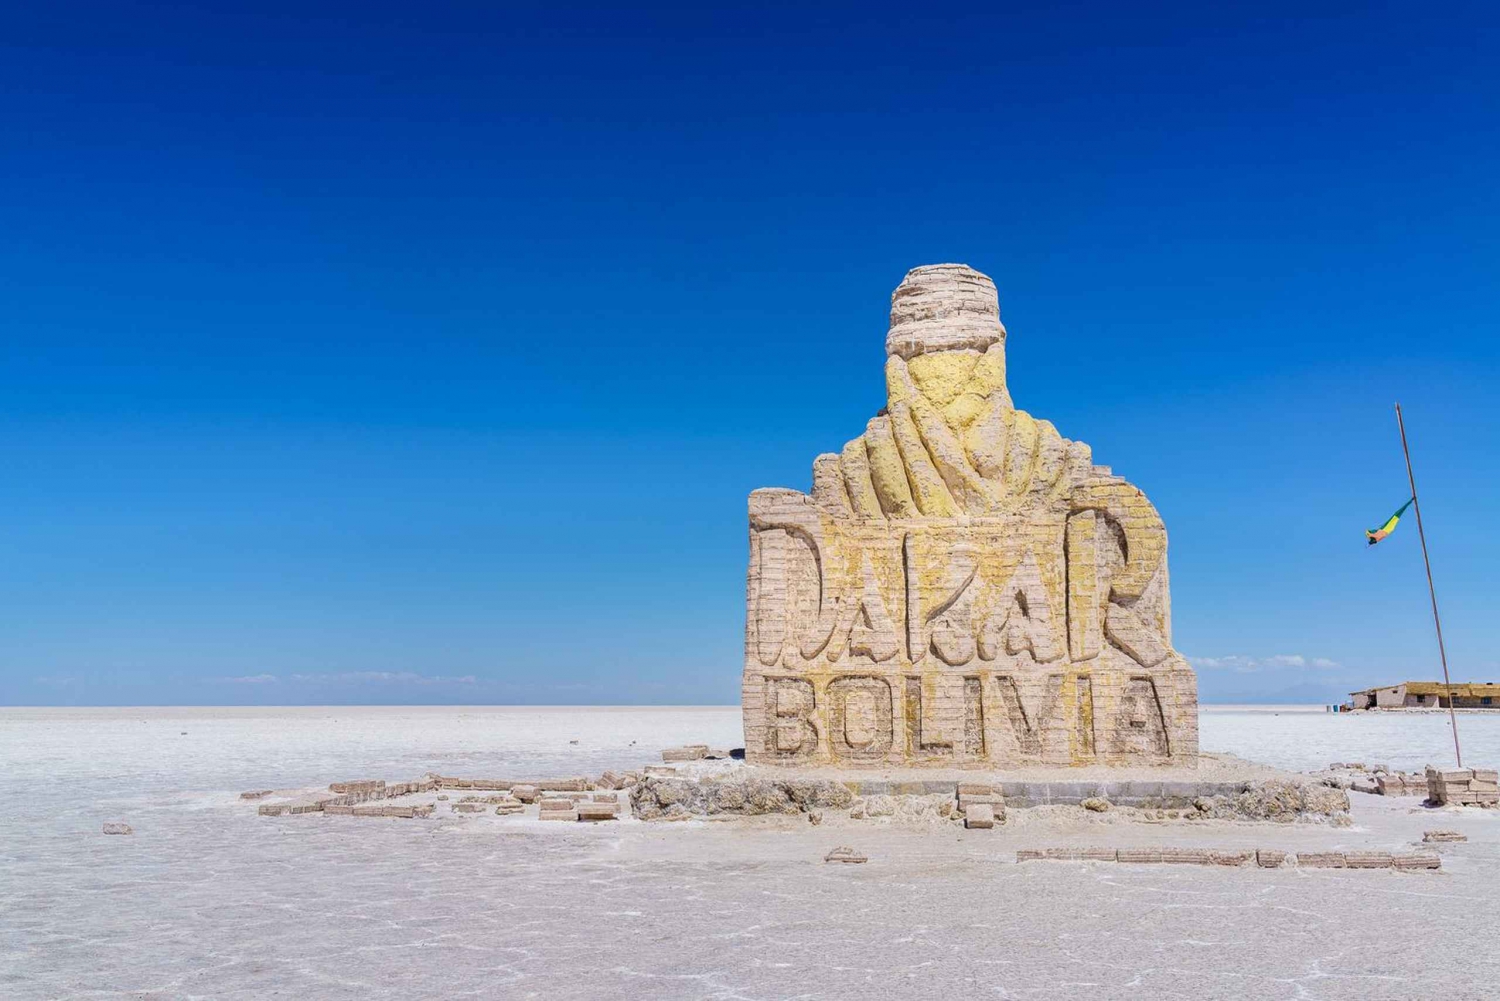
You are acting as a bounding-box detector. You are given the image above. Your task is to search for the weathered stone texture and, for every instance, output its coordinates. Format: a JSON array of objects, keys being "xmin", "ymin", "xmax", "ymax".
[{"xmin": 743, "ymin": 264, "xmax": 1198, "ymax": 768}]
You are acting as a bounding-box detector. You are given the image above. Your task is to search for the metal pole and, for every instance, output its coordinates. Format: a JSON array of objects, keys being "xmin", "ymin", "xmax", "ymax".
[{"xmin": 1394, "ymin": 402, "xmax": 1462, "ymax": 768}]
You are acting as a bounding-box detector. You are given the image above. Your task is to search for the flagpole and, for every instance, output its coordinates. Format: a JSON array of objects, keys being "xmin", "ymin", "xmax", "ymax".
[{"xmin": 1394, "ymin": 402, "xmax": 1462, "ymax": 768}]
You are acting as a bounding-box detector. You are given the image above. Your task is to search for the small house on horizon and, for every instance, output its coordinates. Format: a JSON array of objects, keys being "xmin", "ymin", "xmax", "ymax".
[{"xmin": 1348, "ymin": 681, "xmax": 1500, "ymax": 710}]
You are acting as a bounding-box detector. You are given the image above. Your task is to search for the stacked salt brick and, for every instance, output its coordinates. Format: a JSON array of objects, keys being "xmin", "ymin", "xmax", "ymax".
[
  {"xmin": 955, "ymin": 782, "xmax": 1004, "ymax": 829},
  {"xmin": 1426, "ymin": 767, "xmax": 1500, "ymax": 807},
  {"xmin": 1374, "ymin": 771, "xmax": 1430, "ymax": 796}
]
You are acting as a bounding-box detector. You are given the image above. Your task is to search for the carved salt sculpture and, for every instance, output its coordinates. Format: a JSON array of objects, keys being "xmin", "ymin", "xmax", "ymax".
[{"xmin": 743, "ymin": 265, "xmax": 1198, "ymax": 767}]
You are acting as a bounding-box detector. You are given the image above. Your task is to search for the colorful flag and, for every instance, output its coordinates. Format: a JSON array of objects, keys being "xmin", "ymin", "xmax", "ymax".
[{"xmin": 1366, "ymin": 497, "xmax": 1414, "ymax": 545}]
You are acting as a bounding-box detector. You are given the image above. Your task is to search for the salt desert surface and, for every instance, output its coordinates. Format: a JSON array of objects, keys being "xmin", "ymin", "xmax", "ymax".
[{"xmin": 3, "ymin": 705, "xmax": 1498, "ymax": 999}]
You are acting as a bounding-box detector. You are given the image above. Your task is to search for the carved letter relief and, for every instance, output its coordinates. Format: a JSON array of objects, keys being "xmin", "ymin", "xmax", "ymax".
[{"xmin": 743, "ymin": 265, "xmax": 1198, "ymax": 767}]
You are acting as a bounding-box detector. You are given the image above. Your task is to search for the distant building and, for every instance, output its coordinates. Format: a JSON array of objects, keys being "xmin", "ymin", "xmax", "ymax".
[{"xmin": 1348, "ymin": 682, "xmax": 1500, "ymax": 710}]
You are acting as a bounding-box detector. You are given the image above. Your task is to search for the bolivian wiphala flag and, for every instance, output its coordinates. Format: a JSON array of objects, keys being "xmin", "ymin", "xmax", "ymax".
[{"xmin": 1366, "ymin": 497, "xmax": 1414, "ymax": 545}]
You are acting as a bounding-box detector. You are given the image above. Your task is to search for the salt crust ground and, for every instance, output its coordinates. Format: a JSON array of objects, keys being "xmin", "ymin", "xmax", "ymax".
[{"xmin": 4, "ymin": 706, "xmax": 1499, "ymax": 1000}]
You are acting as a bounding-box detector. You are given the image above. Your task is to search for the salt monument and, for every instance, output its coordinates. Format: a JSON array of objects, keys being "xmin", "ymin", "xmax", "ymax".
[{"xmin": 743, "ymin": 264, "xmax": 1198, "ymax": 768}]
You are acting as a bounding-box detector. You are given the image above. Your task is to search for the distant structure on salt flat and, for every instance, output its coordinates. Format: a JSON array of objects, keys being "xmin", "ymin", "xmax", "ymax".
[{"xmin": 1347, "ymin": 682, "xmax": 1500, "ymax": 710}]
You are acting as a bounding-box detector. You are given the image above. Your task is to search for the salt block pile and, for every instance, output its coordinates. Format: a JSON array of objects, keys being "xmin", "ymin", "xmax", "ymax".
[
  {"xmin": 250, "ymin": 772, "xmax": 640, "ymax": 823},
  {"xmin": 1426, "ymin": 767, "xmax": 1499, "ymax": 808},
  {"xmin": 956, "ymin": 783, "xmax": 1004, "ymax": 829},
  {"xmin": 1016, "ymin": 847, "xmax": 1440, "ymax": 870},
  {"xmin": 1373, "ymin": 771, "xmax": 1430, "ymax": 797}
]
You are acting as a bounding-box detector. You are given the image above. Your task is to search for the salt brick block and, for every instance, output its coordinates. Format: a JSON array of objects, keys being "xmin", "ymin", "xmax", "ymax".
[
  {"xmin": 1256, "ymin": 850, "xmax": 1287, "ymax": 868},
  {"xmin": 1438, "ymin": 769, "xmax": 1474, "ymax": 782},
  {"xmin": 510, "ymin": 785, "xmax": 539, "ymax": 803},
  {"xmin": 538, "ymin": 809, "xmax": 578, "ymax": 822},
  {"xmin": 412, "ymin": 804, "xmax": 435, "ymax": 818},
  {"xmin": 963, "ymin": 803, "xmax": 995, "ymax": 829},
  {"xmin": 257, "ymin": 804, "xmax": 288, "ymax": 816},
  {"xmin": 1344, "ymin": 851, "xmax": 1394, "ymax": 869},
  {"xmin": 1157, "ymin": 849, "xmax": 1211, "ymax": 864},
  {"xmin": 1034, "ymin": 848, "xmax": 1115, "ymax": 861},
  {"xmin": 1422, "ymin": 829, "xmax": 1466, "ymax": 842},
  {"xmin": 286, "ymin": 801, "xmax": 326, "ymax": 815},
  {"xmin": 536, "ymin": 778, "xmax": 589, "ymax": 791},
  {"xmin": 495, "ymin": 804, "xmax": 524, "ymax": 815},
  {"xmin": 577, "ymin": 802, "xmax": 620, "ymax": 821},
  {"xmin": 644, "ymin": 766, "xmax": 678, "ymax": 776},
  {"xmin": 452, "ymin": 803, "xmax": 485, "ymax": 814},
  {"xmin": 958, "ymin": 793, "xmax": 1002, "ymax": 811},
  {"xmin": 956, "ymin": 782, "xmax": 995, "ymax": 796},
  {"xmin": 324, "ymin": 805, "xmax": 354, "ymax": 815},
  {"xmin": 538, "ymin": 798, "xmax": 576, "ymax": 811},
  {"xmin": 1469, "ymin": 780, "xmax": 1498, "ymax": 793},
  {"xmin": 1208, "ymin": 850, "xmax": 1254, "ymax": 867},
  {"xmin": 591, "ymin": 793, "xmax": 619, "ymax": 803},
  {"xmin": 380, "ymin": 806, "xmax": 415, "ymax": 818},
  {"xmin": 662, "ymin": 747, "xmax": 707, "ymax": 762},
  {"xmin": 1392, "ymin": 853, "xmax": 1441, "ymax": 870},
  {"xmin": 1471, "ymin": 769, "xmax": 1498, "ymax": 783},
  {"xmin": 1296, "ymin": 852, "xmax": 1347, "ymax": 868},
  {"xmin": 1016, "ymin": 849, "xmax": 1044, "ymax": 862},
  {"xmin": 1117, "ymin": 849, "xmax": 1165, "ymax": 864}
]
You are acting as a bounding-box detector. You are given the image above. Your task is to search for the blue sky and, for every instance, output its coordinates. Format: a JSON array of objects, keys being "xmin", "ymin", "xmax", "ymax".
[{"xmin": 3, "ymin": 2, "xmax": 1497, "ymax": 705}]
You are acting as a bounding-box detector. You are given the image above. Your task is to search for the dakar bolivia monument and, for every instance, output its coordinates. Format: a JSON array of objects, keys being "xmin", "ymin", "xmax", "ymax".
[{"xmin": 743, "ymin": 264, "xmax": 1198, "ymax": 768}]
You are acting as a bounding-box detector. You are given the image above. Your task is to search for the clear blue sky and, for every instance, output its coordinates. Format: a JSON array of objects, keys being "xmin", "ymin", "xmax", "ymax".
[{"xmin": 3, "ymin": 2, "xmax": 1497, "ymax": 705}]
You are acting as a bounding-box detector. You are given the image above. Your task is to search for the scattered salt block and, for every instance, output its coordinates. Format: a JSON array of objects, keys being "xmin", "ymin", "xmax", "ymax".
[
  {"xmin": 1296, "ymin": 852, "xmax": 1347, "ymax": 868},
  {"xmin": 452, "ymin": 803, "xmax": 485, "ymax": 814},
  {"xmin": 1033, "ymin": 847, "xmax": 1117, "ymax": 862},
  {"xmin": 1256, "ymin": 849, "xmax": 1287, "ymax": 868},
  {"xmin": 1423, "ymin": 830, "xmax": 1467, "ymax": 843},
  {"xmin": 661, "ymin": 746, "xmax": 708, "ymax": 763},
  {"xmin": 577, "ymin": 802, "xmax": 620, "ymax": 822},
  {"xmin": 1345, "ymin": 851, "xmax": 1395, "ymax": 869},
  {"xmin": 1392, "ymin": 852, "xmax": 1441, "ymax": 870},
  {"xmin": 329, "ymin": 780, "xmax": 385, "ymax": 795},
  {"xmin": 824, "ymin": 846, "xmax": 867, "ymax": 864},
  {"xmin": 538, "ymin": 798, "xmax": 576, "ymax": 811},
  {"xmin": 703, "ymin": 748, "xmax": 733, "ymax": 760},
  {"xmin": 535, "ymin": 778, "xmax": 590, "ymax": 792},
  {"xmin": 1207, "ymin": 850, "xmax": 1254, "ymax": 867},
  {"xmin": 258, "ymin": 804, "xmax": 288, "ymax": 816},
  {"xmin": 324, "ymin": 805, "xmax": 355, "ymax": 815},
  {"xmin": 412, "ymin": 804, "xmax": 435, "ymax": 818},
  {"xmin": 963, "ymin": 803, "xmax": 995, "ymax": 829},
  {"xmin": 494, "ymin": 803, "xmax": 524, "ymax": 816},
  {"xmin": 643, "ymin": 766, "xmax": 678, "ymax": 776},
  {"xmin": 510, "ymin": 785, "xmax": 539, "ymax": 803},
  {"xmin": 1080, "ymin": 797, "xmax": 1111, "ymax": 813},
  {"xmin": 102, "ymin": 822, "xmax": 132, "ymax": 835},
  {"xmin": 591, "ymin": 793, "xmax": 619, "ymax": 803},
  {"xmin": 239, "ymin": 790, "xmax": 274, "ymax": 800}
]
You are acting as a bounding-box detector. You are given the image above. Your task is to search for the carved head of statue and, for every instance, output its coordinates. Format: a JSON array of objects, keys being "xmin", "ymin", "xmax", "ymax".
[{"xmin": 884, "ymin": 263, "xmax": 1013, "ymax": 430}]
